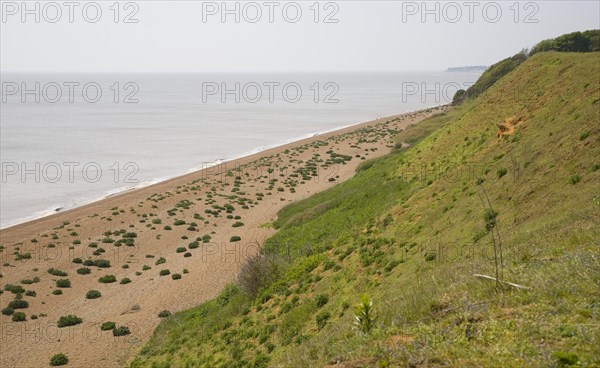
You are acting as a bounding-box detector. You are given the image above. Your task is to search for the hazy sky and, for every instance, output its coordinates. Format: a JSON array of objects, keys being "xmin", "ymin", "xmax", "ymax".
[{"xmin": 1, "ymin": 1, "xmax": 598, "ymax": 72}]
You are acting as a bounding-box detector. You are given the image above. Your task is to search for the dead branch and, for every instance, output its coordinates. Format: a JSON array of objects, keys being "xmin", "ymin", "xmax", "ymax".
[{"xmin": 473, "ymin": 273, "xmax": 532, "ymax": 290}]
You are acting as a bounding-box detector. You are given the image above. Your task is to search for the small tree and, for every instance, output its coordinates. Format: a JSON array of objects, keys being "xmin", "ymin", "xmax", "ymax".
[{"xmin": 354, "ymin": 295, "xmax": 376, "ymax": 334}]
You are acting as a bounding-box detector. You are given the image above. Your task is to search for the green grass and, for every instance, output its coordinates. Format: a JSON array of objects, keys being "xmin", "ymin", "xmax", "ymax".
[{"xmin": 129, "ymin": 52, "xmax": 600, "ymax": 368}]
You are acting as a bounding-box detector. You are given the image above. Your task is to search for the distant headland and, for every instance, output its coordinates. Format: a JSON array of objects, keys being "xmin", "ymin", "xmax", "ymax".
[{"xmin": 446, "ymin": 65, "xmax": 488, "ymax": 72}]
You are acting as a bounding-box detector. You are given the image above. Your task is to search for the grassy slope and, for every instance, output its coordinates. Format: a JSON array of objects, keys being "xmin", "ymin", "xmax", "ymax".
[{"xmin": 129, "ymin": 52, "xmax": 600, "ymax": 368}]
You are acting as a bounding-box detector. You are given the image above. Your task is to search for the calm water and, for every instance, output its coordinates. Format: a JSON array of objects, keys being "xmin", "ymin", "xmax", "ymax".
[{"xmin": 0, "ymin": 72, "xmax": 480, "ymax": 228}]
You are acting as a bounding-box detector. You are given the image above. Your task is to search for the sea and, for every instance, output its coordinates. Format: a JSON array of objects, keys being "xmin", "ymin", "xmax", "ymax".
[{"xmin": 0, "ymin": 71, "xmax": 481, "ymax": 228}]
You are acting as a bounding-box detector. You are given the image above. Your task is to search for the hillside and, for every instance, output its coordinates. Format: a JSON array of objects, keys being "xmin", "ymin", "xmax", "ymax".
[{"xmin": 129, "ymin": 52, "xmax": 600, "ymax": 368}]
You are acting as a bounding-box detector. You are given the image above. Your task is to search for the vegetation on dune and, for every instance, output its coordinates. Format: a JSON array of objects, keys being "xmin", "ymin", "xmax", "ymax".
[{"xmin": 129, "ymin": 50, "xmax": 599, "ymax": 367}]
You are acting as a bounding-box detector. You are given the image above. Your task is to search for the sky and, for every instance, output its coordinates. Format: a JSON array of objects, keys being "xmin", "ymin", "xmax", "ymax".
[{"xmin": 1, "ymin": 1, "xmax": 599, "ymax": 72}]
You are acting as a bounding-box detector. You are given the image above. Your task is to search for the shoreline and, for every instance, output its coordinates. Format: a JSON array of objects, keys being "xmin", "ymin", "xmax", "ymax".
[
  {"xmin": 0, "ymin": 106, "xmax": 444, "ymax": 237},
  {"xmin": 0, "ymin": 117, "xmax": 389, "ymax": 230}
]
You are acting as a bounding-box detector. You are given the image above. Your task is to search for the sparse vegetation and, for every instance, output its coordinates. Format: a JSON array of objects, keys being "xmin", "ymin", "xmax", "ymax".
[{"xmin": 57, "ymin": 315, "xmax": 82, "ymax": 328}]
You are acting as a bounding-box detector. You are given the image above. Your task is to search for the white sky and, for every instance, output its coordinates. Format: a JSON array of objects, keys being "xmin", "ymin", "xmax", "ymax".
[{"xmin": 1, "ymin": 1, "xmax": 599, "ymax": 72}]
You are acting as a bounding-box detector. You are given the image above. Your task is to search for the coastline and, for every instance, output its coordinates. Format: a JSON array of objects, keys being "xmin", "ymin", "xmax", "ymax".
[
  {"xmin": 0, "ymin": 105, "xmax": 446, "ymax": 368},
  {"xmin": 0, "ymin": 119, "xmax": 369, "ymax": 230},
  {"xmin": 0, "ymin": 106, "xmax": 444, "ymax": 239}
]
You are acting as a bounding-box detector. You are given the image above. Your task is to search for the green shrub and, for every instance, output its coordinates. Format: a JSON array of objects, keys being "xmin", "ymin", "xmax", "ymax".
[
  {"xmin": 1, "ymin": 307, "xmax": 14, "ymax": 315},
  {"xmin": 155, "ymin": 257, "xmax": 166, "ymax": 265},
  {"xmin": 98, "ymin": 275, "xmax": 116, "ymax": 283},
  {"xmin": 158, "ymin": 310, "xmax": 171, "ymax": 318},
  {"xmin": 72, "ymin": 257, "xmax": 83, "ymax": 264},
  {"xmin": 113, "ymin": 326, "xmax": 130, "ymax": 336},
  {"xmin": 57, "ymin": 315, "xmax": 82, "ymax": 327},
  {"xmin": 56, "ymin": 279, "xmax": 71, "ymax": 288},
  {"xmin": 100, "ymin": 321, "xmax": 115, "ymax": 331},
  {"xmin": 230, "ymin": 236, "xmax": 241, "ymax": 242},
  {"xmin": 232, "ymin": 221, "xmax": 244, "ymax": 227},
  {"xmin": 49, "ymin": 353, "xmax": 69, "ymax": 366},
  {"xmin": 12, "ymin": 312, "xmax": 26, "ymax": 322},
  {"xmin": 4, "ymin": 284, "xmax": 25, "ymax": 294},
  {"xmin": 530, "ymin": 30, "xmax": 598, "ymax": 55},
  {"xmin": 315, "ymin": 311, "xmax": 331, "ymax": 329},
  {"xmin": 159, "ymin": 269, "xmax": 170, "ymax": 276},
  {"xmin": 424, "ymin": 252, "xmax": 437, "ymax": 262},
  {"xmin": 570, "ymin": 174, "xmax": 581, "ymax": 185},
  {"xmin": 47, "ymin": 268, "xmax": 67, "ymax": 277},
  {"xmin": 76, "ymin": 267, "xmax": 91, "ymax": 275},
  {"xmin": 315, "ymin": 294, "xmax": 329, "ymax": 308},
  {"xmin": 86, "ymin": 290, "xmax": 102, "ymax": 299},
  {"xmin": 94, "ymin": 259, "xmax": 111, "ymax": 268},
  {"xmin": 8, "ymin": 299, "xmax": 29, "ymax": 309},
  {"xmin": 120, "ymin": 278, "xmax": 131, "ymax": 285},
  {"xmin": 171, "ymin": 273, "xmax": 181, "ymax": 280},
  {"xmin": 552, "ymin": 351, "xmax": 579, "ymax": 366},
  {"xmin": 52, "ymin": 289, "xmax": 63, "ymax": 295},
  {"xmin": 176, "ymin": 247, "xmax": 186, "ymax": 253}
]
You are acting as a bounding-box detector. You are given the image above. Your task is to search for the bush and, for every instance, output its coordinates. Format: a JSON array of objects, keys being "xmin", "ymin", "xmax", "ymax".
[
  {"xmin": 315, "ymin": 294, "xmax": 329, "ymax": 308},
  {"xmin": 98, "ymin": 275, "xmax": 117, "ymax": 283},
  {"xmin": 1, "ymin": 307, "xmax": 14, "ymax": 315},
  {"xmin": 530, "ymin": 30, "xmax": 599, "ymax": 55},
  {"xmin": 8, "ymin": 299, "xmax": 29, "ymax": 309},
  {"xmin": 52, "ymin": 289, "xmax": 63, "ymax": 295},
  {"xmin": 315, "ymin": 311, "xmax": 331, "ymax": 329},
  {"xmin": 86, "ymin": 290, "xmax": 102, "ymax": 299},
  {"xmin": 12, "ymin": 312, "xmax": 26, "ymax": 322},
  {"xmin": 232, "ymin": 221, "xmax": 244, "ymax": 227},
  {"xmin": 120, "ymin": 278, "xmax": 131, "ymax": 285},
  {"xmin": 4, "ymin": 284, "xmax": 25, "ymax": 294},
  {"xmin": 155, "ymin": 257, "xmax": 166, "ymax": 265},
  {"xmin": 171, "ymin": 273, "xmax": 181, "ymax": 280},
  {"xmin": 552, "ymin": 351, "xmax": 579, "ymax": 366},
  {"xmin": 100, "ymin": 321, "xmax": 115, "ymax": 331},
  {"xmin": 76, "ymin": 267, "xmax": 91, "ymax": 275},
  {"xmin": 230, "ymin": 236, "xmax": 241, "ymax": 242},
  {"xmin": 176, "ymin": 247, "xmax": 186, "ymax": 253},
  {"xmin": 158, "ymin": 310, "xmax": 171, "ymax": 318},
  {"xmin": 47, "ymin": 268, "xmax": 67, "ymax": 277},
  {"xmin": 159, "ymin": 269, "xmax": 170, "ymax": 276},
  {"xmin": 237, "ymin": 255, "xmax": 276, "ymax": 297},
  {"xmin": 57, "ymin": 315, "xmax": 82, "ymax": 327},
  {"xmin": 94, "ymin": 259, "xmax": 111, "ymax": 268},
  {"xmin": 56, "ymin": 279, "xmax": 71, "ymax": 288},
  {"xmin": 49, "ymin": 353, "xmax": 69, "ymax": 366},
  {"xmin": 113, "ymin": 326, "xmax": 131, "ymax": 336}
]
